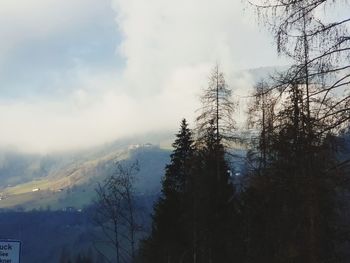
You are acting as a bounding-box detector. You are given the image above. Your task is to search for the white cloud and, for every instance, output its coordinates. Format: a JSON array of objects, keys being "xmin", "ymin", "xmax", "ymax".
[{"xmin": 0, "ymin": 0, "xmax": 284, "ymax": 153}]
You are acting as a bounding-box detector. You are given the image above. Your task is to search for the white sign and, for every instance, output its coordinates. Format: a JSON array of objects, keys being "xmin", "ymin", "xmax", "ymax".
[{"xmin": 0, "ymin": 240, "xmax": 21, "ymax": 263}]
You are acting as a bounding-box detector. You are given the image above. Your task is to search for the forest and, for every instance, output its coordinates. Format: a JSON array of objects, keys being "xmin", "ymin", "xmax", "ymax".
[{"xmin": 138, "ymin": 1, "xmax": 350, "ymax": 262}]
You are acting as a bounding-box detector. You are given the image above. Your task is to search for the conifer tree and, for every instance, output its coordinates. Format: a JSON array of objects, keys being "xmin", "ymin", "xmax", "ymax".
[
  {"xmin": 191, "ymin": 120, "xmax": 241, "ymax": 263},
  {"xmin": 141, "ymin": 119, "xmax": 195, "ymax": 263},
  {"xmin": 141, "ymin": 69, "xmax": 242, "ymax": 263}
]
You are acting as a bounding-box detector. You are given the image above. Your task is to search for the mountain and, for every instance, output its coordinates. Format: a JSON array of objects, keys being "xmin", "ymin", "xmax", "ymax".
[{"xmin": 0, "ymin": 136, "xmax": 171, "ymax": 210}]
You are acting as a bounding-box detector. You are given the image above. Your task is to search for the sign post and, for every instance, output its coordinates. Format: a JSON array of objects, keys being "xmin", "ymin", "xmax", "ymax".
[{"xmin": 0, "ymin": 240, "xmax": 21, "ymax": 263}]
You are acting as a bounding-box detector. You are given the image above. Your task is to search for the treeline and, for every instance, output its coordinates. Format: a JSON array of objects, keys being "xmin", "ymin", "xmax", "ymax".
[
  {"xmin": 139, "ymin": 71, "xmax": 350, "ymax": 262},
  {"xmin": 138, "ymin": 0, "xmax": 350, "ymax": 262}
]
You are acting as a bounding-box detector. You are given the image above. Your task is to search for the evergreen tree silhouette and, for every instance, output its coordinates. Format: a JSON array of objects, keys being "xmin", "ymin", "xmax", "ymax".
[{"xmin": 141, "ymin": 119, "xmax": 195, "ymax": 262}]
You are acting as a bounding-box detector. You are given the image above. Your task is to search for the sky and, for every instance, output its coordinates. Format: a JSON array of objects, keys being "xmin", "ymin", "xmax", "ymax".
[{"xmin": 0, "ymin": 0, "xmax": 288, "ymax": 153}]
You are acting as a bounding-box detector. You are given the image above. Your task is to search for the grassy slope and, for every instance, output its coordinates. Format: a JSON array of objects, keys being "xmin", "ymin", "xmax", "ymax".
[{"xmin": 0, "ymin": 144, "xmax": 170, "ymax": 210}]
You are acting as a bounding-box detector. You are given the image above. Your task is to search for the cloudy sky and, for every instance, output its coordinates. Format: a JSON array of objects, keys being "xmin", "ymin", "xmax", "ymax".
[{"xmin": 0, "ymin": 0, "xmax": 287, "ymax": 153}]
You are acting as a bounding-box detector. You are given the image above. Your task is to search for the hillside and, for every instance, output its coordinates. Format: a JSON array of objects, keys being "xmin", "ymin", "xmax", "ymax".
[{"xmin": 0, "ymin": 139, "xmax": 171, "ymax": 210}]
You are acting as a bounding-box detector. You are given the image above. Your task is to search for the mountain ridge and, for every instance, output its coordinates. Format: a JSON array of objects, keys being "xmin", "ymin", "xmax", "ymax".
[{"xmin": 0, "ymin": 137, "xmax": 171, "ymax": 210}]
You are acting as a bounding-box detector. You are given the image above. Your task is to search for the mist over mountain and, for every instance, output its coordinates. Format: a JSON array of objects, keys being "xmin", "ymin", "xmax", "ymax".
[
  {"xmin": 0, "ymin": 132, "xmax": 174, "ymax": 210},
  {"xmin": 0, "ymin": 66, "xmax": 284, "ymax": 211}
]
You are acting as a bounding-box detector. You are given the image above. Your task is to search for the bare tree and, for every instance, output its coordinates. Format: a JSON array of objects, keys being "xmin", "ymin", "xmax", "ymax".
[
  {"xmin": 196, "ymin": 64, "xmax": 236, "ymax": 147},
  {"xmin": 93, "ymin": 161, "xmax": 140, "ymax": 263},
  {"xmin": 245, "ymin": 1, "xmax": 350, "ymax": 262},
  {"xmin": 249, "ymin": 0, "xmax": 350, "ymax": 137},
  {"xmin": 196, "ymin": 64, "xmax": 236, "ymax": 183},
  {"xmin": 115, "ymin": 162, "xmax": 139, "ymax": 261},
  {"xmin": 247, "ymin": 80, "xmax": 277, "ymax": 169}
]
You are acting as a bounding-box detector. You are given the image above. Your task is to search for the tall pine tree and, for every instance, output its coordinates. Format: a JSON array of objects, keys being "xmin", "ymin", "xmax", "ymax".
[
  {"xmin": 141, "ymin": 119, "xmax": 194, "ymax": 263},
  {"xmin": 191, "ymin": 120, "xmax": 241, "ymax": 263}
]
